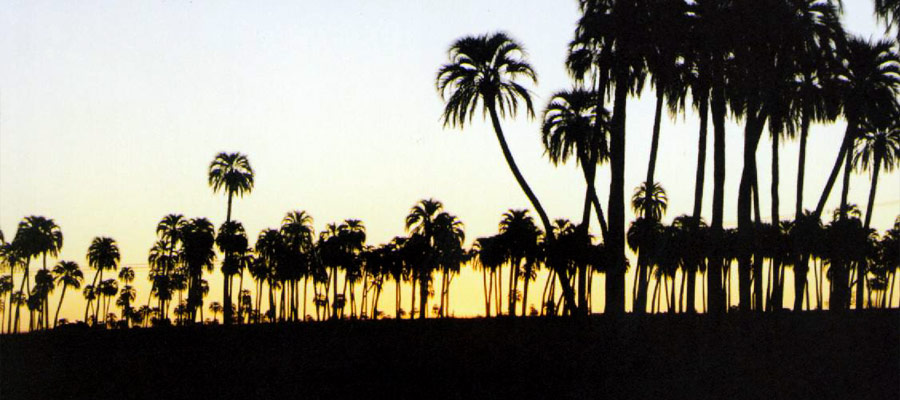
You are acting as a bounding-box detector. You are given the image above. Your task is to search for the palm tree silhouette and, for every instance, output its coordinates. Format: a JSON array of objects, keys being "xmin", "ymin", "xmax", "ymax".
[
  {"xmin": 436, "ymin": 33, "xmax": 578, "ymax": 313},
  {"xmin": 208, "ymin": 301, "xmax": 223, "ymax": 323},
  {"xmin": 874, "ymin": 0, "xmax": 900, "ymax": 41},
  {"xmin": 216, "ymin": 220, "xmax": 248, "ymax": 324},
  {"xmin": 51, "ymin": 261, "xmax": 83, "ymax": 328},
  {"xmin": 208, "ymin": 152, "xmax": 254, "ymax": 224},
  {"xmin": 541, "ymin": 89, "xmax": 609, "ymax": 310},
  {"xmin": 814, "ymin": 37, "xmax": 900, "ymax": 219},
  {"xmin": 14, "ymin": 216, "xmax": 63, "ymax": 329},
  {"xmin": 86, "ymin": 237, "xmax": 120, "ymax": 325},
  {"xmin": 574, "ymin": 0, "xmax": 651, "ymax": 314},
  {"xmin": 406, "ymin": 199, "xmax": 444, "ymax": 319},
  {"xmin": 854, "ymin": 116, "xmax": 900, "ymax": 230},
  {"xmin": 180, "ymin": 218, "xmax": 216, "ymax": 322},
  {"xmin": 852, "ymin": 115, "xmax": 899, "ymax": 307},
  {"xmin": 281, "ymin": 211, "xmax": 315, "ymax": 321},
  {"xmin": 498, "ymin": 210, "xmax": 541, "ymax": 316}
]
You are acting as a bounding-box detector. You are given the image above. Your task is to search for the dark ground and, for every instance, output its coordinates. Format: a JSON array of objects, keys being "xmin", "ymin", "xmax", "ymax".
[{"xmin": 1, "ymin": 311, "xmax": 898, "ymax": 399}]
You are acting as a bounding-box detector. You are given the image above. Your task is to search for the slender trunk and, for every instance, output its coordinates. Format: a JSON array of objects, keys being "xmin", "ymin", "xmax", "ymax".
[
  {"xmin": 419, "ymin": 272, "xmax": 428, "ymax": 319},
  {"xmin": 605, "ymin": 69, "xmax": 628, "ymax": 315},
  {"xmin": 753, "ymin": 180, "xmax": 764, "ymax": 312},
  {"xmin": 858, "ymin": 157, "xmax": 883, "ymax": 309},
  {"xmin": 814, "ymin": 123, "xmax": 856, "ymax": 218},
  {"xmin": 770, "ymin": 132, "xmax": 782, "ymax": 310},
  {"xmin": 486, "ymin": 102, "xmax": 577, "ymax": 314},
  {"xmin": 410, "ymin": 274, "xmax": 416, "ymax": 319},
  {"xmin": 483, "ymin": 267, "xmax": 490, "ymax": 317},
  {"xmin": 863, "ymin": 155, "xmax": 883, "ymax": 229},
  {"xmin": 686, "ymin": 91, "xmax": 707, "ymax": 315},
  {"xmin": 522, "ymin": 266, "xmax": 530, "ymax": 317},
  {"xmin": 53, "ymin": 285, "xmax": 67, "ymax": 328},
  {"xmin": 707, "ymin": 82, "xmax": 727, "ymax": 315},
  {"xmin": 738, "ymin": 111, "xmax": 764, "ymax": 312}
]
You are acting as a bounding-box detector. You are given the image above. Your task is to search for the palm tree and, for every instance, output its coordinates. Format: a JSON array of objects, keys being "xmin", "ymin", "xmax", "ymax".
[
  {"xmin": 116, "ymin": 285, "xmax": 136, "ymax": 324},
  {"xmin": 87, "ymin": 237, "xmax": 120, "ymax": 325},
  {"xmin": 541, "ymin": 88, "xmax": 610, "ymax": 242},
  {"xmin": 209, "ymin": 301, "xmax": 223, "ymax": 323},
  {"xmin": 51, "ymin": 261, "xmax": 83, "ymax": 328},
  {"xmin": 180, "ymin": 218, "xmax": 216, "ymax": 322},
  {"xmin": 15, "ymin": 216, "xmax": 63, "ymax": 329},
  {"xmin": 216, "ymin": 220, "xmax": 248, "ymax": 324},
  {"xmin": 208, "ymin": 152, "xmax": 254, "ymax": 223},
  {"xmin": 854, "ymin": 116, "xmax": 900, "ymax": 229},
  {"xmin": 574, "ymin": 0, "xmax": 651, "ymax": 314},
  {"xmin": 875, "ymin": 0, "xmax": 900, "ymax": 41},
  {"xmin": 280, "ymin": 211, "xmax": 315, "ymax": 321},
  {"xmin": 814, "ymin": 37, "xmax": 900, "ymax": 220},
  {"xmin": 629, "ymin": 182, "xmax": 668, "ymax": 314},
  {"xmin": 852, "ymin": 115, "xmax": 899, "ymax": 307},
  {"xmin": 498, "ymin": 210, "xmax": 540, "ymax": 316},
  {"xmin": 436, "ymin": 33, "xmax": 577, "ymax": 312},
  {"xmin": 432, "ymin": 212, "xmax": 465, "ymax": 318},
  {"xmin": 406, "ymin": 199, "xmax": 444, "ymax": 319},
  {"xmin": 0, "ymin": 275, "xmax": 12, "ymax": 333},
  {"xmin": 256, "ymin": 228, "xmax": 284, "ymax": 321}
]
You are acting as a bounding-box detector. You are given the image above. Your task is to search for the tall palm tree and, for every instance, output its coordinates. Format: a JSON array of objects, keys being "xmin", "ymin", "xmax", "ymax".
[
  {"xmin": 208, "ymin": 152, "xmax": 254, "ymax": 224},
  {"xmin": 433, "ymin": 212, "xmax": 465, "ymax": 318},
  {"xmin": 499, "ymin": 209, "xmax": 541, "ymax": 316},
  {"xmin": 51, "ymin": 261, "xmax": 83, "ymax": 328},
  {"xmin": 852, "ymin": 115, "xmax": 900, "ymax": 308},
  {"xmin": 574, "ymin": 0, "xmax": 651, "ymax": 314},
  {"xmin": 216, "ymin": 220, "xmax": 247, "ymax": 324},
  {"xmin": 436, "ymin": 33, "xmax": 577, "ymax": 312},
  {"xmin": 180, "ymin": 218, "xmax": 216, "ymax": 322},
  {"xmin": 86, "ymin": 237, "xmax": 120, "ymax": 325},
  {"xmin": 854, "ymin": 116, "xmax": 900, "ymax": 230},
  {"xmin": 814, "ymin": 37, "xmax": 900, "ymax": 219}
]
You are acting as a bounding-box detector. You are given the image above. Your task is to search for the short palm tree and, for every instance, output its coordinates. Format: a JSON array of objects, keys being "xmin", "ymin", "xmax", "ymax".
[
  {"xmin": 51, "ymin": 261, "xmax": 83, "ymax": 328},
  {"xmin": 436, "ymin": 33, "xmax": 576, "ymax": 310},
  {"xmin": 87, "ymin": 237, "xmax": 120, "ymax": 324},
  {"xmin": 180, "ymin": 218, "xmax": 216, "ymax": 322},
  {"xmin": 216, "ymin": 220, "xmax": 247, "ymax": 324},
  {"xmin": 208, "ymin": 152, "xmax": 254, "ymax": 223},
  {"xmin": 208, "ymin": 301, "xmax": 223, "ymax": 323}
]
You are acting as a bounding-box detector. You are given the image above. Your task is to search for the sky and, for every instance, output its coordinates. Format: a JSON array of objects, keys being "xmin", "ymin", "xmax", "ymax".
[{"xmin": 1, "ymin": 0, "xmax": 898, "ymax": 324}]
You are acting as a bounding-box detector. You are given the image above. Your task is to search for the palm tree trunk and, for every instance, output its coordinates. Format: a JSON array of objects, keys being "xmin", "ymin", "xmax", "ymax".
[
  {"xmin": 707, "ymin": 83, "xmax": 727, "ymax": 315},
  {"xmin": 410, "ymin": 275, "xmax": 416, "ymax": 319},
  {"xmin": 486, "ymin": 102, "xmax": 577, "ymax": 314},
  {"xmin": 482, "ymin": 267, "xmax": 490, "ymax": 317},
  {"xmin": 738, "ymin": 111, "xmax": 765, "ymax": 312},
  {"xmin": 753, "ymin": 174, "xmax": 764, "ymax": 312},
  {"xmin": 521, "ymin": 267, "xmax": 530, "ymax": 317},
  {"xmin": 814, "ymin": 123, "xmax": 856, "ymax": 218},
  {"xmin": 605, "ymin": 69, "xmax": 629, "ymax": 315},
  {"xmin": 419, "ymin": 273, "xmax": 428, "ymax": 319},
  {"xmin": 304, "ymin": 276, "xmax": 309, "ymax": 321},
  {"xmin": 53, "ymin": 285, "xmax": 67, "ymax": 328}
]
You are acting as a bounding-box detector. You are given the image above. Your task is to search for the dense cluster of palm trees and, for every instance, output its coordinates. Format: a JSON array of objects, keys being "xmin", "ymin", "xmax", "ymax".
[
  {"xmin": 1, "ymin": 0, "xmax": 899, "ymax": 333},
  {"xmin": 436, "ymin": 0, "xmax": 899, "ymax": 316}
]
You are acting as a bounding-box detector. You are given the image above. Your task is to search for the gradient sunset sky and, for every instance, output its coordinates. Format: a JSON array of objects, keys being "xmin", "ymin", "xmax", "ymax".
[{"xmin": 1, "ymin": 1, "xmax": 898, "ymax": 321}]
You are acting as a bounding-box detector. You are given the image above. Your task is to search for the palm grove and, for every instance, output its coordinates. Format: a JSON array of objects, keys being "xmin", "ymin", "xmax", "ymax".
[{"xmin": 1, "ymin": 0, "xmax": 899, "ymax": 332}]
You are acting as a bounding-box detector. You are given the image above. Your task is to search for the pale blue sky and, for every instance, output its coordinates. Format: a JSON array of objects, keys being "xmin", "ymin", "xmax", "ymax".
[{"xmin": 1, "ymin": 1, "xmax": 897, "ymax": 319}]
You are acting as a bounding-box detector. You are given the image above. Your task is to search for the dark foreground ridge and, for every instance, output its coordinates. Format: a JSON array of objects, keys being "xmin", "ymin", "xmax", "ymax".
[{"xmin": 2, "ymin": 311, "xmax": 898, "ymax": 399}]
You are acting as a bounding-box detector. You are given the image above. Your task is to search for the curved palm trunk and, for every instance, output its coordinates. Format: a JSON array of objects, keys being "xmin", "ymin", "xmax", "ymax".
[
  {"xmin": 605, "ymin": 71, "xmax": 629, "ymax": 315},
  {"xmin": 645, "ymin": 87, "xmax": 664, "ymax": 198},
  {"xmin": 814, "ymin": 123, "xmax": 856, "ymax": 218},
  {"xmin": 707, "ymin": 84, "xmax": 727, "ymax": 315},
  {"xmin": 863, "ymin": 153, "xmax": 883, "ymax": 230},
  {"xmin": 486, "ymin": 103, "xmax": 578, "ymax": 314},
  {"xmin": 737, "ymin": 111, "xmax": 765, "ymax": 312},
  {"xmin": 53, "ymin": 285, "xmax": 67, "ymax": 328}
]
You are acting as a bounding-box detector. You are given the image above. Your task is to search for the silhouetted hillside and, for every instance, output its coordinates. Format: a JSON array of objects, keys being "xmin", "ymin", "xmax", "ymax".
[{"xmin": 2, "ymin": 311, "xmax": 898, "ymax": 399}]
